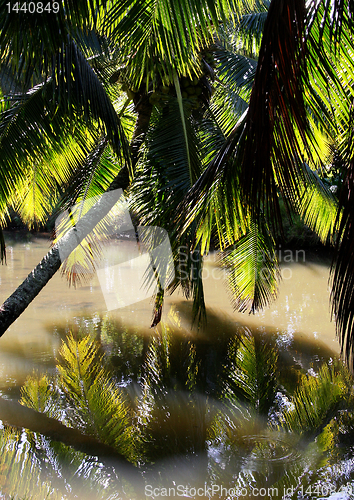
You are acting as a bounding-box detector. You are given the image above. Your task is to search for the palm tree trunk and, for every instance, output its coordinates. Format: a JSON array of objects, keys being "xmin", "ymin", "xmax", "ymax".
[
  {"xmin": 0, "ymin": 168, "xmax": 126, "ymax": 335},
  {"xmin": 0, "ymin": 99, "xmax": 153, "ymax": 336}
]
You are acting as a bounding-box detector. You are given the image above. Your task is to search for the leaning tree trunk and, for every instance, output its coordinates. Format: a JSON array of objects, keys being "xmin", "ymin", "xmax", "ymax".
[{"xmin": 0, "ymin": 98, "xmax": 153, "ymax": 336}]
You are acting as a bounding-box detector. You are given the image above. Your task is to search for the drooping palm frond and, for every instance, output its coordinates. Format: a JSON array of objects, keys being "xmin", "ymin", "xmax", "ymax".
[
  {"xmin": 234, "ymin": 1, "xmax": 269, "ymax": 57},
  {"xmin": 130, "ymin": 97, "xmax": 206, "ymax": 324},
  {"xmin": 0, "ymin": 86, "xmax": 87, "ymax": 220},
  {"xmin": 180, "ymin": 110, "xmax": 248, "ymax": 254},
  {"xmin": 183, "ymin": 0, "xmax": 311, "ymax": 240},
  {"xmin": 307, "ymin": 0, "xmax": 354, "ymax": 48},
  {"xmin": 10, "ymin": 129, "xmax": 101, "ymax": 229},
  {"xmin": 3, "ymin": 38, "xmax": 130, "ymax": 152},
  {"xmin": 216, "ymin": 0, "xmax": 269, "ymax": 61},
  {"xmin": 310, "ymin": 4, "xmax": 354, "ymax": 362},
  {"xmin": 0, "ymin": 0, "xmax": 105, "ymax": 89},
  {"xmin": 239, "ymin": 0, "xmax": 310, "ymax": 228},
  {"xmin": 0, "ymin": 49, "xmax": 130, "ymax": 220},
  {"xmin": 331, "ymin": 163, "xmax": 354, "ymax": 364},
  {"xmin": 305, "ymin": 2, "xmax": 354, "ymax": 138},
  {"xmin": 215, "ymin": 49, "xmax": 256, "ymax": 96},
  {"xmin": 52, "ymin": 40, "xmax": 130, "ymax": 155},
  {"xmin": 104, "ymin": 0, "xmax": 251, "ymax": 89},
  {"xmin": 55, "ymin": 142, "xmax": 132, "ymax": 288},
  {"xmin": 296, "ymin": 163, "xmax": 339, "ymax": 245},
  {"xmin": 220, "ymin": 219, "xmax": 280, "ymax": 313}
]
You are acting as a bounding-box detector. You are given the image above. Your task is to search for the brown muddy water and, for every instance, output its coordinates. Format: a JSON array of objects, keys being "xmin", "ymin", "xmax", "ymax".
[{"xmin": 0, "ymin": 235, "xmax": 352, "ymax": 500}]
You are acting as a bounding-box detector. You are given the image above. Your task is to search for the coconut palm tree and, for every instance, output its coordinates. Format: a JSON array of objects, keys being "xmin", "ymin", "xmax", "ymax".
[
  {"xmin": 0, "ymin": 0, "xmax": 249, "ymax": 330},
  {"xmin": 0, "ymin": 0, "xmax": 353, "ymax": 360}
]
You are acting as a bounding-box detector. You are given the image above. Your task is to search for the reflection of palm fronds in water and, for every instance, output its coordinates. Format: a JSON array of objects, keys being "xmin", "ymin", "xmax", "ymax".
[
  {"xmin": 222, "ymin": 330, "xmax": 279, "ymax": 414},
  {"xmin": 4, "ymin": 326, "xmax": 354, "ymax": 499}
]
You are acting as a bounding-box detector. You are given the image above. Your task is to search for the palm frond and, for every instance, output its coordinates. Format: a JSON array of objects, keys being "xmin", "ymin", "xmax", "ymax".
[
  {"xmin": 331, "ymin": 163, "xmax": 354, "ymax": 364},
  {"xmin": 55, "ymin": 144, "xmax": 130, "ymax": 288},
  {"xmin": 307, "ymin": 0, "xmax": 354, "ymax": 48},
  {"xmin": 0, "ymin": 85, "xmax": 88, "ymax": 219},
  {"xmin": 104, "ymin": 0, "xmax": 250, "ymax": 88},
  {"xmin": 217, "ymin": 1, "xmax": 269, "ymax": 59},
  {"xmin": 131, "ymin": 97, "xmax": 206, "ymax": 323},
  {"xmin": 11, "ymin": 129, "xmax": 98, "ymax": 229},
  {"xmin": 220, "ymin": 218, "xmax": 280, "ymax": 313},
  {"xmin": 0, "ymin": 56, "xmax": 129, "ymax": 218},
  {"xmin": 0, "ymin": 0, "xmax": 104, "ymax": 88},
  {"xmin": 235, "ymin": 2, "xmax": 269, "ymax": 56},
  {"xmin": 239, "ymin": 0, "xmax": 310, "ymax": 229},
  {"xmin": 180, "ymin": 110, "xmax": 248, "ymax": 252},
  {"xmin": 184, "ymin": 0, "xmax": 311, "ymax": 242},
  {"xmin": 215, "ymin": 49, "xmax": 257, "ymax": 95},
  {"xmin": 296, "ymin": 163, "xmax": 338, "ymax": 245}
]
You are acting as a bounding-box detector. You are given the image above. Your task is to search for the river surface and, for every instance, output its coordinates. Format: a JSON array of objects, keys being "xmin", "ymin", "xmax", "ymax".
[{"xmin": 0, "ymin": 235, "xmax": 352, "ymax": 500}]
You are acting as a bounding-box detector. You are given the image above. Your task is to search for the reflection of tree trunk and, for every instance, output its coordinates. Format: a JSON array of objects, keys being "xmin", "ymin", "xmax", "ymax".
[
  {"xmin": 0, "ymin": 396, "xmax": 144, "ymax": 492},
  {"xmin": 0, "ymin": 98, "xmax": 153, "ymax": 336}
]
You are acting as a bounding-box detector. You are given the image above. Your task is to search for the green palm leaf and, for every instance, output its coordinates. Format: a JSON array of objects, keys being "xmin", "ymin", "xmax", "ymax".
[
  {"xmin": 221, "ymin": 219, "xmax": 280, "ymax": 313},
  {"xmin": 56, "ymin": 138, "xmax": 129, "ymax": 287},
  {"xmin": 297, "ymin": 163, "xmax": 339, "ymax": 245},
  {"xmin": 184, "ymin": 0, "xmax": 312, "ymax": 238},
  {"xmin": 0, "ymin": 0, "xmax": 104, "ymax": 88},
  {"xmin": 131, "ymin": 97, "xmax": 206, "ymax": 323},
  {"xmin": 331, "ymin": 166, "xmax": 354, "ymax": 364},
  {"xmin": 104, "ymin": 0, "xmax": 248, "ymax": 88}
]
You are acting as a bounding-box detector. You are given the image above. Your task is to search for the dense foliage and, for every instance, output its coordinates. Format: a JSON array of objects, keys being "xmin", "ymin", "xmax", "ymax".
[{"xmin": 1, "ymin": 0, "xmax": 354, "ymax": 359}]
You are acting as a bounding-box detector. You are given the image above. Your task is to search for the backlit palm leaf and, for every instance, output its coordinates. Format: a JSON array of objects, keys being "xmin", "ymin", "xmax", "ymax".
[
  {"xmin": 297, "ymin": 164, "xmax": 339, "ymax": 245},
  {"xmin": 11, "ymin": 130, "xmax": 99, "ymax": 229},
  {"xmin": 0, "ymin": 0, "xmax": 104, "ymax": 89},
  {"xmin": 221, "ymin": 219, "xmax": 280, "ymax": 313},
  {"xmin": 331, "ymin": 165, "xmax": 354, "ymax": 364},
  {"xmin": 185, "ymin": 0, "xmax": 311, "ymax": 235},
  {"xmin": 104, "ymin": 0, "xmax": 249, "ymax": 88},
  {"xmin": 55, "ymin": 141, "xmax": 130, "ymax": 287}
]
